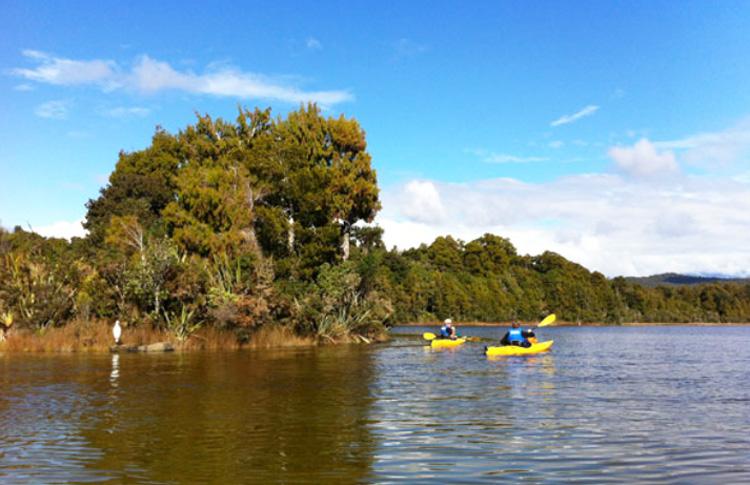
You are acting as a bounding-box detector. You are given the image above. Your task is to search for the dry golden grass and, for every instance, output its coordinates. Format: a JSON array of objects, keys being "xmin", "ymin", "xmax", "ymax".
[
  {"xmin": 243, "ymin": 325, "xmax": 315, "ymax": 349},
  {"xmin": 0, "ymin": 319, "xmax": 323, "ymax": 353},
  {"xmin": 0, "ymin": 319, "xmax": 173, "ymax": 353},
  {"xmin": 178, "ymin": 327, "xmax": 244, "ymax": 351}
]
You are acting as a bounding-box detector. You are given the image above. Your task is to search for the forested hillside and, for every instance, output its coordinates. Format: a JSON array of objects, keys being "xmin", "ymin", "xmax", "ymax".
[
  {"xmin": 364, "ymin": 235, "xmax": 750, "ymax": 323},
  {"xmin": 2, "ymin": 106, "xmax": 750, "ymax": 348},
  {"xmin": 625, "ymin": 273, "xmax": 750, "ymax": 288}
]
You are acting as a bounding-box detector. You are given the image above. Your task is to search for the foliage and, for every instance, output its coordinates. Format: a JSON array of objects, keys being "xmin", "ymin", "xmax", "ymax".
[
  {"xmin": 294, "ymin": 262, "xmax": 391, "ymax": 341},
  {"xmin": 4, "ymin": 105, "xmax": 750, "ymax": 352},
  {"xmin": 0, "ymin": 247, "xmax": 79, "ymax": 330},
  {"xmin": 164, "ymin": 305, "xmax": 201, "ymax": 342}
]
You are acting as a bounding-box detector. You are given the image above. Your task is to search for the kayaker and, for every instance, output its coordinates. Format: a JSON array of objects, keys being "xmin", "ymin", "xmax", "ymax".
[
  {"xmin": 439, "ymin": 318, "xmax": 458, "ymax": 340},
  {"xmin": 500, "ymin": 321, "xmax": 535, "ymax": 347}
]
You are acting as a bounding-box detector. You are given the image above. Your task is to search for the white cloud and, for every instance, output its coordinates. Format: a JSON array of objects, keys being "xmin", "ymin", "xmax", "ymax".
[
  {"xmin": 608, "ymin": 138, "xmax": 679, "ymax": 177},
  {"xmin": 12, "ymin": 50, "xmax": 352, "ymax": 105},
  {"xmin": 306, "ymin": 37, "xmax": 322, "ymax": 50},
  {"xmin": 469, "ymin": 149, "xmax": 547, "ymax": 164},
  {"xmin": 397, "ymin": 180, "xmax": 446, "ymax": 224},
  {"xmin": 12, "ymin": 50, "xmax": 117, "ymax": 87},
  {"xmin": 549, "ymin": 140, "xmax": 564, "ymax": 149},
  {"xmin": 378, "ymin": 174, "xmax": 750, "ymax": 277},
  {"xmin": 14, "ymin": 83, "xmax": 34, "ymax": 91},
  {"xmin": 34, "ymin": 219, "xmax": 87, "ymax": 240},
  {"xmin": 551, "ymin": 105, "xmax": 599, "ymax": 127},
  {"xmin": 35, "ymin": 100, "xmax": 70, "ymax": 119},
  {"xmin": 104, "ymin": 106, "xmax": 151, "ymax": 118},
  {"xmin": 655, "ymin": 119, "xmax": 750, "ymax": 168}
]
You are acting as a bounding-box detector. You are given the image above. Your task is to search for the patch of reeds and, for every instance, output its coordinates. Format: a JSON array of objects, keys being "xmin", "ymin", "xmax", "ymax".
[
  {"xmin": 243, "ymin": 325, "xmax": 315, "ymax": 349},
  {"xmin": 177, "ymin": 326, "xmax": 244, "ymax": 351},
  {"xmin": 0, "ymin": 319, "xmax": 172, "ymax": 352},
  {"xmin": 0, "ymin": 317, "xmax": 391, "ymax": 353},
  {"xmin": 0, "ymin": 318, "xmax": 323, "ymax": 352}
]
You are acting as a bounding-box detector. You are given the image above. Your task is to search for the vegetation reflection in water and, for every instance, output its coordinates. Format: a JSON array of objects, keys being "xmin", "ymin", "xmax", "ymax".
[
  {"xmin": 2, "ymin": 326, "xmax": 750, "ymax": 483},
  {"xmin": 1, "ymin": 347, "xmax": 378, "ymax": 483}
]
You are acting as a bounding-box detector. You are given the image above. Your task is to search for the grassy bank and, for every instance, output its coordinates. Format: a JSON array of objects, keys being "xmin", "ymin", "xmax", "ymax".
[{"xmin": 0, "ymin": 319, "xmax": 388, "ymax": 353}]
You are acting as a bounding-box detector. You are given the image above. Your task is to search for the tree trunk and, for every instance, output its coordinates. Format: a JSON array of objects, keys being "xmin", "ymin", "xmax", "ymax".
[
  {"xmin": 154, "ymin": 291, "xmax": 161, "ymax": 317},
  {"xmin": 341, "ymin": 223, "xmax": 350, "ymax": 261},
  {"xmin": 287, "ymin": 213, "xmax": 295, "ymax": 253},
  {"xmin": 242, "ymin": 182, "xmax": 262, "ymax": 257}
]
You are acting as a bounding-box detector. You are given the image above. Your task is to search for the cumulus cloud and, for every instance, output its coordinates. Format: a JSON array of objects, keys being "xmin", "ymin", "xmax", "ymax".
[
  {"xmin": 397, "ymin": 180, "xmax": 446, "ymax": 224},
  {"xmin": 551, "ymin": 105, "xmax": 599, "ymax": 127},
  {"xmin": 33, "ymin": 219, "xmax": 87, "ymax": 240},
  {"xmin": 378, "ymin": 174, "xmax": 750, "ymax": 277},
  {"xmin": 609, "ymin": 138, "xmax": 679, "ymax": 177},
  {"xmin": 35, "ymin": 100, "xmax": 70, "ymax": 119},
  {"xmin": 12, "ymin": 50, "xmax": 352, "ymax": 105}
]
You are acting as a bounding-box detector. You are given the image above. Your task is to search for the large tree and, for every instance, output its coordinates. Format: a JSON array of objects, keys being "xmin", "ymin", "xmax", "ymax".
[{"xmin": 84, "ymin": 129, "xmax": 180, "ymax": 245}]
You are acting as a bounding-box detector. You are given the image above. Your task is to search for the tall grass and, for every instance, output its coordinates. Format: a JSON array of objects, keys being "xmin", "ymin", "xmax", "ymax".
[
  {"xmin": 0, "ymin": 319, "xmax": 321, "ymax": 352},
  {"xmin": 0, "ymin": 319, "xmax": 171, "ymax": 352}
]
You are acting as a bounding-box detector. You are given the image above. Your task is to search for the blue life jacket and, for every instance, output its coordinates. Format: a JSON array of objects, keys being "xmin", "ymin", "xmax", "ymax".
[
  {"xmin": 440, "ymin": 325, "xmax": 451, "ymax": 338},
  {"xmin": 508, "ymin": 328, "xmax": 524, "ymax": 343}
]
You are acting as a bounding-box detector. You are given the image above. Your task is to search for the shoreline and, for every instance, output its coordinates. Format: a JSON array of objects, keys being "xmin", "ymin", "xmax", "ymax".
[
  {"xmin": 0, "ymin": 323, "xmax": 388, "ymax": 353},
  {"xmin": 395, "ymin": 321, "xmax": 748, "ymax": 327}
]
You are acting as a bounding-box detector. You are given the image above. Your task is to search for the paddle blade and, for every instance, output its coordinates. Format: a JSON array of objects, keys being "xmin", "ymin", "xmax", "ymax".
[
  {"xmin": 423, "ymin": 332, "xmax": 437, "ymax": 341},
  {"xmin": 538, "ymin": 314, "xmax": 556, "ymax": 327}
]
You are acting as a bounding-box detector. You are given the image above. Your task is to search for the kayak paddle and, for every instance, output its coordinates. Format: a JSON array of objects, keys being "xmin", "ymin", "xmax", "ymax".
[
  {"xmin": 537, "ymin": 314, "xmax": 556, "ymax": 327},
  {"xmin": 424, "ymin": 332, "xmax": 477, "ymax": 342}
]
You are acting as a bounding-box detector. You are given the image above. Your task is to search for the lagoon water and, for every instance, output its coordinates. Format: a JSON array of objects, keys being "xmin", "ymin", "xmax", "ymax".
[{"xmin": 1, "ymin": 326, "xmax": 749, "ymax": 483}]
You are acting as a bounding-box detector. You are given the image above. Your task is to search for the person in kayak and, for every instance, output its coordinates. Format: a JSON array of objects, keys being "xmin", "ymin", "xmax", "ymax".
[
  {"xmin": 439, "ymin": 318, "xmax": 458, "ymax": 340},
  {"xmin": 500, "ymin": 321, "xmax": 535, "ymax": 347}
]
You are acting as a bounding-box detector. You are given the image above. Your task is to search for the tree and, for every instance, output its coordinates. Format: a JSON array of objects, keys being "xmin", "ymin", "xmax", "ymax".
[
  {"xmin": 276, "ymin": 105, "xmax": 380, "ymax": 262},
  {"xmin": 84, "ymin": 129, "xmax": 180, "ymax": 245}
]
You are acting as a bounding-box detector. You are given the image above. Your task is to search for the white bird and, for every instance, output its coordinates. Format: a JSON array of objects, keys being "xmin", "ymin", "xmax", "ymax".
[{"xmin": 113, "ymin": 320, "xmax": 122, "ymax": 345}]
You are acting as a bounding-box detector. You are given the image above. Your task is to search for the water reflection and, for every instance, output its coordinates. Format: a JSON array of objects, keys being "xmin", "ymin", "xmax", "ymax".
[
  {"xmin": 109, "ymin": 353, "xmax": 119, "ymax": 388},
  {"xmin": 1, "ymin": 326, "xmax": 750, "ymax": 483},
  {"xmin": 0, "ymin": 356, "xmax": 112, "ymax": 482},
  {"xmin": 85, "ymin": 348, "xmax": 377, "ymax": 483}
]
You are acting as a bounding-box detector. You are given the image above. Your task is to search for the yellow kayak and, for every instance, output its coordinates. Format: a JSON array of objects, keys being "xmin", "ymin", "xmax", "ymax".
[
  {"xmin": 485, "ymin": 340, "xmax": 554, "ymax": 356},
  {"xmin": 430, "ymin": 337, "xmax": 467, "ymax": 349}
]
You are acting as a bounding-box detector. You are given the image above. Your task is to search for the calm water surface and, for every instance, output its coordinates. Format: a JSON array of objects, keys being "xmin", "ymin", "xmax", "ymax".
[{"xmin": 1, "ymin": 326, "xmax": 749, "ymax": 483}]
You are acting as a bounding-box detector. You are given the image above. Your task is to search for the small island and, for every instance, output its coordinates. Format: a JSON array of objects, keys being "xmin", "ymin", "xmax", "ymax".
[{"xmin": 2, "ymin": 106, "xmax": 749, "ymax": 352}]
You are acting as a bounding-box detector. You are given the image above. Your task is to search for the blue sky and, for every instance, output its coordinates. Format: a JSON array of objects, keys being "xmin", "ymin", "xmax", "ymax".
[{"xmin": 2, "ymin": 1, "xmax": 750, "ymax": 276}]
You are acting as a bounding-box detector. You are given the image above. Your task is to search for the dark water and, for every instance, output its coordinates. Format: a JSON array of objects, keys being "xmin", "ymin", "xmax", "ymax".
[{"xmin": 1, "ymin": 326, "xmax": 749, "ymax": 483}]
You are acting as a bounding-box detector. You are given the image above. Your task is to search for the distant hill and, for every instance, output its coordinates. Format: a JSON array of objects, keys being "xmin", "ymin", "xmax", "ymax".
[{"xmin": 625, "ymin": 272, "xmax": 750, "ymax": 288}]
